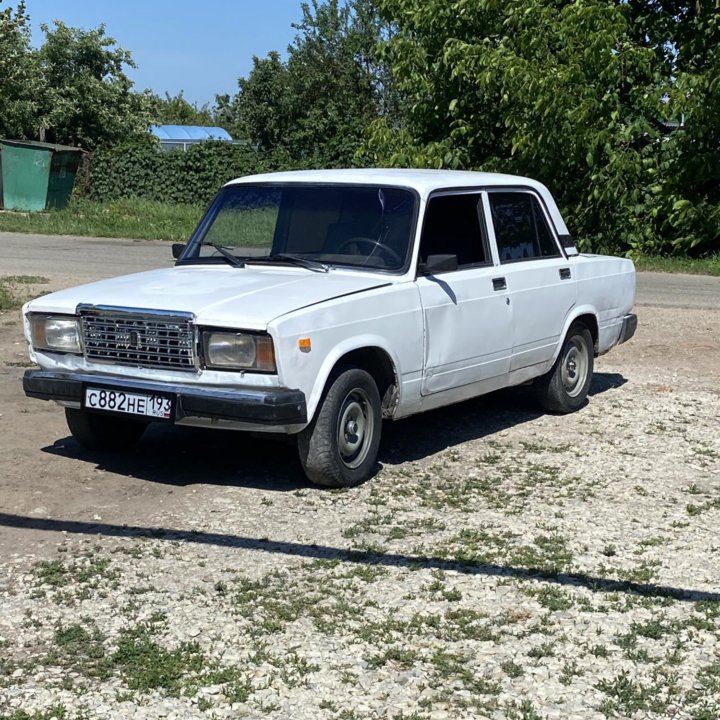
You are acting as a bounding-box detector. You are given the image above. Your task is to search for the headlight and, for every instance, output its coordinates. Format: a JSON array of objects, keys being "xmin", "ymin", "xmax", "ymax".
[
  {"xmin": 203, "ymin": 331, "xmax": 276, "ymax": 371},
  {"xmin": 29, "ymin": 315, "xmax": 82, "ymax": 354}
]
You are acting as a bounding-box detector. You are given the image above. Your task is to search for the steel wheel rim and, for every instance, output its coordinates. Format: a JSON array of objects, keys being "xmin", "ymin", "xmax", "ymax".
[
  {"xmin": 337, "ymin": 388, "xmax": 373, "ymax": 468},
  {"xmin": 561, "ymin": 337, "xmax": 588, "ymax": 397}
]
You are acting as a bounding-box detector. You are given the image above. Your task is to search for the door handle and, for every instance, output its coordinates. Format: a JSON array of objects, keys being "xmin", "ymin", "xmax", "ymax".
[
  {"xmin": 559, "ymin": 268, "xmax": 572, "ymax": 280},
  {"xmin": 492, "ymin": 277, "xmax": 507, "ymax": 291}
]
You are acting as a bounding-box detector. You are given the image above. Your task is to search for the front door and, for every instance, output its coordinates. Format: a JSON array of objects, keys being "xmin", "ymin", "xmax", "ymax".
[{"xmin": 417, "ymin": 192, "xmax": 512, "ymax": 395}]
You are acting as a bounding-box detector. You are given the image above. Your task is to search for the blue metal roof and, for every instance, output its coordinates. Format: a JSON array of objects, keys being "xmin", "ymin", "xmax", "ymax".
[{"xmin": 150, "ymin": 125, "xmax": 233, "ymax": 142}]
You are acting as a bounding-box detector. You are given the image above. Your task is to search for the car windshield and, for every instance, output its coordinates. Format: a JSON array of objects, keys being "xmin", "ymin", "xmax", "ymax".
[{"xmin": 184, "ymin": 183, "xmax": 417, "ymax": 272}]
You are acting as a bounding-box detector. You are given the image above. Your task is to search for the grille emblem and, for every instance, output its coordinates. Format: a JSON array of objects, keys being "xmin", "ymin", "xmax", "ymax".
[{"xmin": 129, "ymin": 330, "xmax": 140, "ymax": 348}]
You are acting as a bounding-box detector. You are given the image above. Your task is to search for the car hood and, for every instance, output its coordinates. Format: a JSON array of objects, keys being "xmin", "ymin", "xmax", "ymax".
[{"xmin": 25, "ymin": 265, "xmax": 392, "ymax": 330}]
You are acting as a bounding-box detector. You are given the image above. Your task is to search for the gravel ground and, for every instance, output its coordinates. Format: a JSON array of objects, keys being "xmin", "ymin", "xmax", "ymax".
[{"xmin": 1, "ymin": 292, "xmax": 719, "ymax": 720}]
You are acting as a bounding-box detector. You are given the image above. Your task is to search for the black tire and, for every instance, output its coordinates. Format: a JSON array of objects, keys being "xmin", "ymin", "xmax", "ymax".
[
  {"xmin": 65, "ymin": 408, "xmax": 147, "ymax": 451},
  {"xmin": 297, "ymin": 367, "xmax": 382, "ymax": 487},
  {"xmin": 534, "ymin": 322, "xmax": 594, "ymax": 414}
]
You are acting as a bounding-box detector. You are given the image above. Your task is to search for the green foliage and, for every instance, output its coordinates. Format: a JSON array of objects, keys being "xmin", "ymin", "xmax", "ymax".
[
  {"xmin": 47, "ymin": 622, "xmax": 111, "ymax": 680},
  {"xmin": 0, "ymin": 1, "xmax": 40, "ymax": 139},
  {"xmin": 3, "ymin": 0, "xmax": 717, "ymax": 256},
  {"xmin": 216, "ymin": 51, "xmax": 290, "ymax": 150},
  {"xmin": 0, "ymin": 4, "xmax": 151, "ymax": 149},
  {"xmin": 36, "ymin": 21, "xmax": 152, "ymax": 149},
  {"xmin": 364, "ymin": 0, "xmax": 720, "ymax": 256},
  {"xmin": 111, "ymin": 624, "xmax": 204, "ymax": 693},
  {"xmin": 146, "ymin": 90, "xmax": 215, "ymax": 127},
  {"xmin": 217, "ymin": 0, "xmax": 392, "ymax": 167},
  {"xmin": 89, "ymin": 140, "xmax": 268, "ymax": 206}
]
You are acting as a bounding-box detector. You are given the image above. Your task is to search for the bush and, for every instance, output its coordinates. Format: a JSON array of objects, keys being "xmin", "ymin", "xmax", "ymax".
[{"xmin": 88, "ymin": 140, "xmax": 273, "ymax": 206}]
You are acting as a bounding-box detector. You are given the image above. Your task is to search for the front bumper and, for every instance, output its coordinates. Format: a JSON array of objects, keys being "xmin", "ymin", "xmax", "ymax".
[{"xmin": 23, "ymin": 370, "xmax": 307, "ymax": 430}]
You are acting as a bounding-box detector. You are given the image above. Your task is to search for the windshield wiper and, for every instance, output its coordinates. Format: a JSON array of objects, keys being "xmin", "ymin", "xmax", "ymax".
[
  {"xmin": 208, "ymin": 243, "xmax": 245, "ymax": 268},
  {"xmin": 246, "ymin": 253, "xmax": 329, "ymax": 273}
]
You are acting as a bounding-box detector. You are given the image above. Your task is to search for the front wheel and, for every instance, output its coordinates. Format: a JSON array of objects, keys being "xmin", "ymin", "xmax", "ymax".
[
  {"xmin": 534, "ymin": 323, "xmax": 594, "ymax": 413},
  {"xmin": 298, "ymin": 367, "xmax": 382, "ymax": 487},
  {"xmin": 65, "ymin": 408, "xmax": 147, "ymax": 451}
]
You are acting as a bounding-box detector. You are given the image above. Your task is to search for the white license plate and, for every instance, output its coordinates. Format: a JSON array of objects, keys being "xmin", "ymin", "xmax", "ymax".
[{"xmin": 84, "ymin": 387, "xmax": 173, "ymax": 419}]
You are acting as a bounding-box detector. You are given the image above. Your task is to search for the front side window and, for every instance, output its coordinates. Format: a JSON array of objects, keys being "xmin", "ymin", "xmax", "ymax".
[
  {"xmin": 419, "ymin": 193, "xmax": 488, "ymax": 268},
  {"xmin": 186, "ymin": 184, "xmax": 417, "ymax": 272},
  {"xmin": 489, "ymin": 192, "xmax": 560, "ymax": 262}
]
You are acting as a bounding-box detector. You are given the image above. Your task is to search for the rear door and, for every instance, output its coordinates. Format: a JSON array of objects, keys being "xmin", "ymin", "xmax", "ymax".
[
  {"xmin": 417, "ymin": 192, "xmax": 512, "ymax": 395},
  {"xmin": 485, "ymin": 190, "xmax": 576, "ymax": 371}
]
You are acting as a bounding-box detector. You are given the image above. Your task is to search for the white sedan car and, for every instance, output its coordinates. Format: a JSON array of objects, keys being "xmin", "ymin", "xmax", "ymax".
[{"xmin": 23, "ymin": 169, "xmax": 637, "ymax": 486}]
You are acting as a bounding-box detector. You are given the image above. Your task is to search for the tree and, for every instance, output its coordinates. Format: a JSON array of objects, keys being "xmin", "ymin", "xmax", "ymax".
[
  {"xmin": 0, "ymin": 4, "xmax": 152, "ymax": 149},
  {"xmin": 220, "ymin": 0, "xmax": 392, "ymax": 167},
  {"xmin": 0, "ymin": 1, "xmax": 42, "ymax": 138},
  {"xmin": 216, "ymin": 51, "xmax": 292, "ymax": 148},
  {"xmin": 363, "ymin": 0, "xmax": 719, "ymax": 255},
  {"xmin": 146, "ymin": 91, "xmax": 215, "ymax": 127},
  {"xmin": 627, "ymin": 1, "xmax": 720, "ymax": 252},
  {"xmin": 36, "ymin": 21, "xmax": 152, "ymax": 149}
]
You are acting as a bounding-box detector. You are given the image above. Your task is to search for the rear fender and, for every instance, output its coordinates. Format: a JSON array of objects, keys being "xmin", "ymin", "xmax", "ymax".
[{"xmin": 550, "ymin": 307, "xmax": 599, "ymax": 365}]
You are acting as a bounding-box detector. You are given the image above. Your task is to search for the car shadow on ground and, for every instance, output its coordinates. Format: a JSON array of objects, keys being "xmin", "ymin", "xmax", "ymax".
[
  {"xmin": 382, "ymin": 371, "xmax": 626, "ymax": 465},
  {"xmin": 43, "ymin": 423, "xmax": 310, "ymax": 491},
  {"xmin": 0, "ymin": 510, "xmax": 715, "ymax": 604},
  {"xmin": 41, "ymin": 372, "xmax": 628, "ymax": 489}
]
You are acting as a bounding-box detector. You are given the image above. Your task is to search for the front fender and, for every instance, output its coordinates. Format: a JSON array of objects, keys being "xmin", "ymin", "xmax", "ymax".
[
  {"xmin": 305, "ymin": 335, "xmax": 402, "ymax": 421},
  {"xmin": 270, "ymin": 282, "xmax": 423, "ymax": 426}
]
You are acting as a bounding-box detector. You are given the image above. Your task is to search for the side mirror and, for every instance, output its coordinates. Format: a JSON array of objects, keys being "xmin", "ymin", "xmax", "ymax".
[
  {"xmin": 172, "ymin": 243, "xmax": 186, "ymax": 260},
  {"xmin": 420, "ymin": 254, "xmax": 458, "ymax": 275}
]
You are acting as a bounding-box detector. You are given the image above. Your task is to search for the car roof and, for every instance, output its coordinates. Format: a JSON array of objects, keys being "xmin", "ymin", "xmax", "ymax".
[
  {"xmin": 228, "ymin": 168, "xmax": 543, "ymax": 195},
  {"xmin": 225, "ymin": 168, "xmax": 570, "ymax": 236}
]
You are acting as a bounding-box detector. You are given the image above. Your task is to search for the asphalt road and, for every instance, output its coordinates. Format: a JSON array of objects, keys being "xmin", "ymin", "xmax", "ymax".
[
  {"xmin": 1, "ymin": 232, "xmax": 174, "ymax": 281},
  {"xmin": 1, "ymin": 231, "xmax": 718, "ymax": 309}
]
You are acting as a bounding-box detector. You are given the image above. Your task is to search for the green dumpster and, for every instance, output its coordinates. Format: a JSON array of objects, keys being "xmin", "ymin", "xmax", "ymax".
[{"xmin": 0, "ymin": 140, "xmax": 82, "ymax": 212}]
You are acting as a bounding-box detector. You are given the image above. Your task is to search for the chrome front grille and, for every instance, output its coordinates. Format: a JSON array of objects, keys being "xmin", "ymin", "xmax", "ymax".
[{"xmin": 79, "ymin": 306, "xmax": 195, "ymax": 371}]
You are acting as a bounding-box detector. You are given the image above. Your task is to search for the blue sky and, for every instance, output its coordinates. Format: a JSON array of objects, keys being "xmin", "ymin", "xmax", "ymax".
[{"xmin": 25, "ymin": 0, "xmax": 305, "ymax": 107}]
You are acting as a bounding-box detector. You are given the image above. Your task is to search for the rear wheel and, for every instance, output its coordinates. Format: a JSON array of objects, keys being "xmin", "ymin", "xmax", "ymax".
[
  {"xmin": 534, "ymin": 323, "xmax": 594, "ymax": 413},
  {"xmin": 298, "ymin": 367, "xmax": 381, "ymax": 487},
  {"xmin": 65, "ymin": 408, "xmax": 147, "ymax": 451}
]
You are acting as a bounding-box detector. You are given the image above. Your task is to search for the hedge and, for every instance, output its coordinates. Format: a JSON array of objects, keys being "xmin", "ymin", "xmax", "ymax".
[{"xmin": 88, "ymin": 140, "xmax": 283, "ymax": 206}]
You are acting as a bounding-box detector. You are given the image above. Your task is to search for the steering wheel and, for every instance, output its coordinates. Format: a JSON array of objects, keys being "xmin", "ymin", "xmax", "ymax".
[{"xmin": 335, "ymin": 237, "xmax": 402, "ymax": 266}]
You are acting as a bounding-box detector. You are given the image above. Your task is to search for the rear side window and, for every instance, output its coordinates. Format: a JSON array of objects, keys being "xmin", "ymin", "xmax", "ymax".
[
  {"xmin": 489, "ymin": 192, "xmax": 560, "ymax": 262},
  {"xmin": 419, "ymin": 194, "xmax": 488, "ymax": 268}
]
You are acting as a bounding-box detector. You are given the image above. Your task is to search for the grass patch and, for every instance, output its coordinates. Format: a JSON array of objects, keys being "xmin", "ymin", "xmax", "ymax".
[
  {"xmin": 0, "ymin": 274, "xmax": 49, "ymax": 311},
  {"xmin": 32, "ymin": 556, "xmax": 118, "ymax": 588},
  {"xmin": 596, "ymin": 670, "xmax": 667, "ymax": 716},
  {"xmin": 500, "ymin": 659, "xmax": 524, "ymax": 678},
  {"xmin": 686, "ymin": 497, "xmax": 720, "ymax": 517},
  {"xmin": 31, "ymin": 554, "xmax": 120, "ymax": 604},
  {"xmin": 44, "ymin": 621, "xmax": 110, "ymax": 680},
  {"xmin": 38, "ymin": 615, "xmax": 262, "ymax": 703},
  {"xmin": 0, "ymin": 197, "xmax": 203, "ymax": 242},
  {"xmin": 0, "ymin": 706, "xmax": 69, "ymax": 720},
  {"xmin": 112, "ymin": 623, "xmax": 204, "ymax": 693},
  {"xmin": 634, "ymin": 254, "xmax": 720, "ymax": 276},
  {"xmin": 366, "ymin": 645, "xmax": 419, "ymax": 669},
  {"xmin": 523, "ymin": 585, "xmax": 575, "ymax": 611}
]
